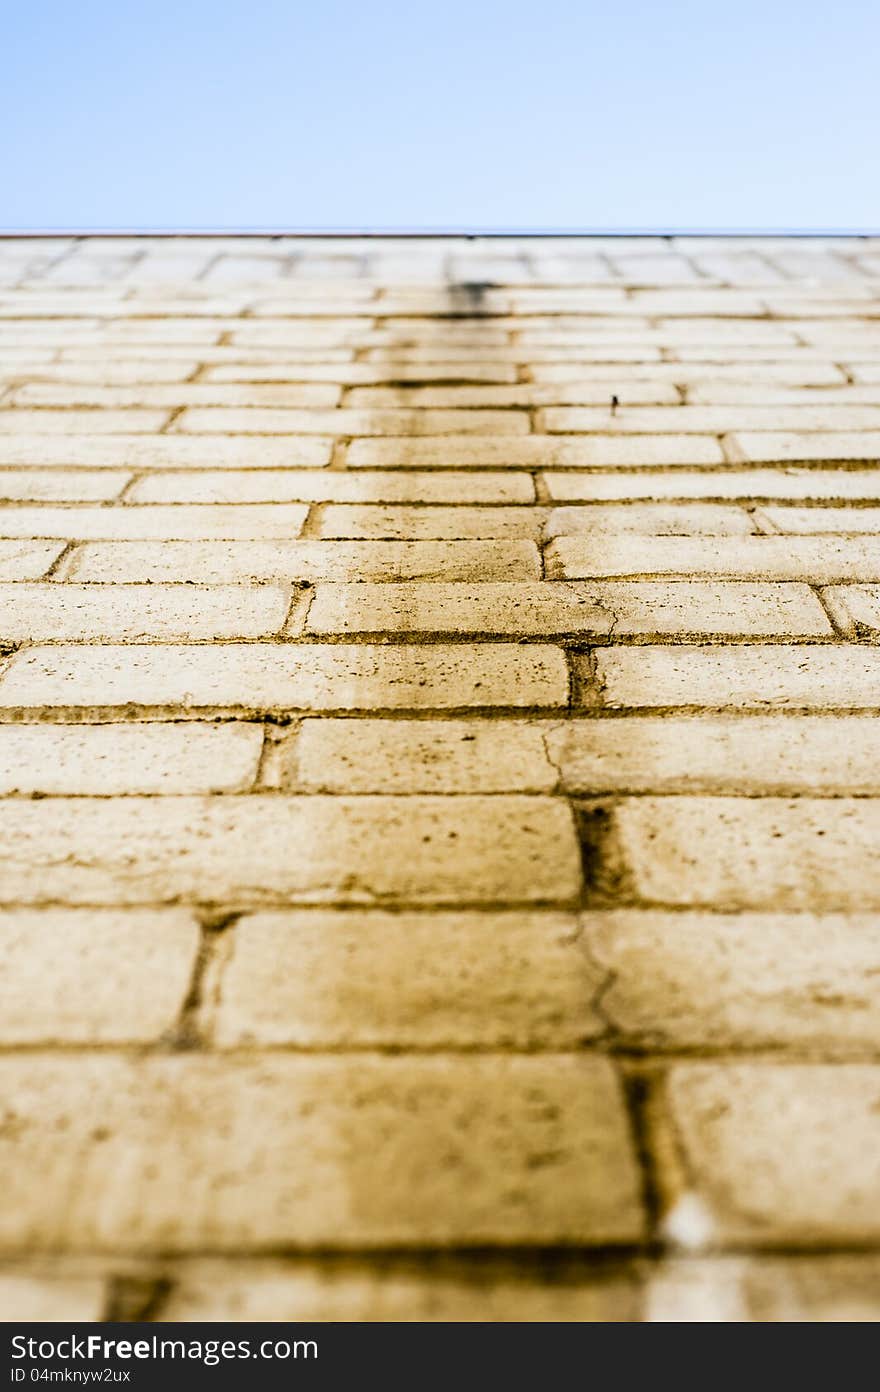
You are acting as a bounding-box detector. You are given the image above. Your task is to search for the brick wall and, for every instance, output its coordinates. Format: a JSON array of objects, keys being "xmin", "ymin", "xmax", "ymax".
[{"xmin": 1, "ymin": 235, "xmax": 880, "ymax": 1321}]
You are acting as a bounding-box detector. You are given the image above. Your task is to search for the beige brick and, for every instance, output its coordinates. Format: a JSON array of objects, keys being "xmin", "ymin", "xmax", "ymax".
[
  {"xmin": 173, "ymin": 408, "xmax": 530, "ymax": 436},
  {"xmin": 0, "ymin": 583, "xmax": 289, "ymax": 641},
  {"xmin": 7, "ymin": 360, "xmax": 202, "ymax": 384},
  {"xmin": 364, "ymin": 323, "xmax": 511, "ymax": 349},
  {"xmin": 627, "ymin": 289, "xmax": 767, "ymax": 316},
  {"xmin": 347, "ymin": 436, "xmax": 725, "ymax": 469},
  {"xmin": 596, "ymin": 644, "xmax": 880, "ymax": 709},
  {"xmin": 0, "ymin": 435, "xmax": 333, "ymax": 469},
  {"xmin": 306, "ymin": 580, "xmax": 831, "ymax": 639},
  {"xmin": 521, "ymin": 323, "xmax": 798, "ymax": 349},
  {"xmin": 0, "ymin": 409, "xmax": 169, "ymax": 433},
  {"xmin": 127, "ymin": 469, "xmax": 535, "ymax": 505},
  {"xmin": 68, "ymin": 540, "xmax": 540, "ymax": 583},
  {"xmin": 822, "ymin": 584, "xmax": 880, "ymax": 636},
  {"xmin": 545, "ymin": 504, "xmax": 752, "ymax": 536},
  {"xmin": 205, "ymin": 908, "xmax": 601, "ymax": 1047},
  {"xmin": 732, "ymin": 432, "xmax": 880, "ymax": 464},
  {"xmin": 203, "ymin": 361, "xmax": 521, "ymax": 383},
  {"xmin": 344, "ymin": 382, "xmax": 679, "ymax": 407},
  {"xmin": 0, "ymin": 908, "xmax": 198, "ymax": 1043},
  {"xmin": 614, "ymin": 796, "xmax": 880, "ymax": 909},
  {"xmin": 315, "ymin": 505, "xmax": 546, "ymax": 540},
  {"xmin": 0, "ymin": 539, "xmax": 64, "ymax": 579},
  {"xmin": 0, "ymin": 1273, "xmax": 106, "ymax": 1321},
  {"xmin": 0, "ymin": 1053, "xmax": 641, "ymax": 1251},
  {"xmin": 664, "ymin": 1065, "xmax": 880, "ymax": 1244},
  {"xmin": 0, "ymin": 469, "xmax": 130, "ymax": 501},
  {"xmin": 530, "ymin": 361, "xmax": 847, "ymax": 386},
  {"xmin": 0, "ymin": 503, "xmax": 309, "ymax": 540},
  {"xmin": 541, "ymin": 469, "xmax": 880, "ymax": 502},
  {"xmin": 689, "ymin": 383, "xmax": 880, "ymax": 406},
  {"xmin": 546, "ymin": 535, "xmax": 880, "ymax": 583},
  {"xmin": 584, "ymin": 909, "xmax": 880, "ymax": 1049},
  {"xmin": 646, "ymin": 1255, "xmax": 880, "ymax": 1323},
  {"xmin": 225, "ymin": 321, "xmax": 368, "ymax": 347},
  {"xmin": 848, "ymin": 363, "xmax": 880, "ymax": 383},
  {"xmin": 0, "ymin": 723, "xmax": 262, "ymax": 794},
  {"xmin": 547, "ymin": 714, "xmax": 880, "ymax": 794},
  {"xmin": 0, "ymin": 794, "xmax": 580, "ymax": 906},
  {"xmin": 0, "ymin": 642, "xmax": 568, "ymax": 712},
  {"xmin": 11, "ymin": 382, "xmax": 342, "ymax": 409},
  {"xmin": 160, "ymin": 1256, "xmax": 638, "ymax": 1322},
  {"xmin": 60, "ymin": 346, "xmax": 354, "ymax": 366},
  {"xmin": 540, "ymin": 405, "xmax": 880, "ymax": 434},
  {"xmin": 761, "ymin": 505, "xmax": 880, "ymax": 532},
  {"xmin": 364, "ymin": 345, "xmax": 664, "ymax": 364},
  {"xmin": 286, "ymin": 718, "xmax": 556, "ymax": 792}
]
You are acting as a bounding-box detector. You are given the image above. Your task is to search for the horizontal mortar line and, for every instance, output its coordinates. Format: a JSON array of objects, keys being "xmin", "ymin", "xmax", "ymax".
[
  {"xmin": 12, "ymin": 1241, "xmax": 880, "ymax": 1270},
  {"xmin": 5, "ymin": 790, "xmax": 880, "ymax": 801},
  {"xmin": 0, "ymin": 896, "xmax": 585, "ymax": 912},
  {"xmin": 5, "ymin": 1041, "xmax": 880, "ymax": 1069},
  {"xmin": 0, "ymin": 633, "xmax": 864, "ymax": 648},
  {"xmin": 2, "ymin": 787, "xmax": 880, "ymax": 801},
  {"xmin": 6, "ymin": 704, "xmax": 880, "ymax": 722},
  {"xmin": 4, "ymin": 1040, "xmax": 880, "ymax": 1064}
]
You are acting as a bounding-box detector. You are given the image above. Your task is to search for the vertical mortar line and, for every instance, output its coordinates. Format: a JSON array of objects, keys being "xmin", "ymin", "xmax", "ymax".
[
  {"xmin": 812, "ymin": 585, "xmax": 848, "ymax": 639},
  {"xmin": 43, "ymin": 541, "xmax": 77, "ymax": 580}
]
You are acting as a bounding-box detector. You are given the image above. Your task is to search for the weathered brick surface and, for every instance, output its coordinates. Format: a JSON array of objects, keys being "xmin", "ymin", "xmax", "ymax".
[
  {"xmin": 0, "ymin": 795, "xmax": 581, "ymax": 905},
  {"xmin": 3, "ymin": 235, "xmax": 880, "ymax": 1320},
  {"xmin": 286, "ymin": 717, "xmax": 557, "ymax": 792},
  {"xmin": 0, "ymin": 539, "xmax": 65, "ymax": 578},
  {"xmin": 127, "ymin": 468, "xmax": 535, "ymax": 504},
  {"xmin": 158, "ymin": 1256, "xmax": 639, "ymax": 1322},
  {"xmin": 0, "ymin": 642, "xmax": 569, "ymax": 710},
  {"xmin": 0, "ymin": 582, "xmax": 290, "ymax": 640},
  {"xmin": 595, "ymin": 644, "xmax": 880, "ymax": 708},
  {"xmin": 204, "ymin": 908, "xmax": 602, "ymax": 1047},
  {"xmin": 0, "ymin": 722, "xmax": 263, "ymax": 794},
  {"xmin": 583, "ymin": 909, "xmax": 880, "ymax": 1049},
  {"xmin": 0, "ymin": 502, "xmax": 310, "ymax": 539},
  {"xmin": 614, "ymin": 796, "xmax": 880, "ymax": 909},
  {"xmin": 0, "ymin": 908, "xmax": 198, "ymax": 1043},
  {"xmin": 67, "ymin": 539, "xmax": 541, "ymax": 583},
  {"xmin": 306, "ymin": 580, "xmax": 831, "ymax": 638},
  {"xmin": 0, "ymin": 1054, "xmax": 642, "ymax": 1251},
  {"xmin": 663, "ymin": 1065, "xmax": 880, "ymax": 1245},
  {"xmin": 547, "ymin": 534, "xmax": 880, "ymax": 582}
]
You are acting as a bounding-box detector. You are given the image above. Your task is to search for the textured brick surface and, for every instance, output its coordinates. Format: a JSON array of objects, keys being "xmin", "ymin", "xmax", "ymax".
[
  {"xmin": 0, "ymin": 795, "xmax": 581, "ymax": 905},
  {"xmin": 3, "ymin": 234, "xmax": 880, "ymax": 1321},
  {"xmin": 0, "ymin": 1054, "xmax": 642, "ymax": 1251},
  {"xmin": 0, "ymin": 908, "xmax": 198, "ymax": 1043},
  {"xmin": 664, "ymin": 1066, "xmax": 880, "ymax": 1245},
  {"xmin": 204, "ymin": 908, "xmax": 602, "ymax": 1047}
]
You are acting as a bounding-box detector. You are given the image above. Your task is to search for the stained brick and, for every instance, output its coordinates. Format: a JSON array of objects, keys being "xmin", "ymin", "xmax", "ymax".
[
  {"xmin": 68, "ymin": 540, "xmax": 541, "ymax": 583},
  {"xmin": 596, "ymin": 644, "xmax": 880, "ymax": 709},
  {"xmin": 583, "ymin": 909, "xmax": 880, "ymax": 1048},
  {"xmin": 0, "ymin": 1054, "xmax": 641, "ymax": 1251},
  {"xmin": 0, "ymin": 723, "xmax": 262, "ymax": 794},
  {"xmin": 0, "ymin": 908, "xmax": 198, "ymax": 1043},
  {"xmin": 127, "ymin": 469, "xmax": 535, "ymax": 505},
  {"xmin": 0, "ymin": 503, "xmax": 309, "ymax": 540},
  {"xmin": 206, "ymin": 908, "xmax": 600, "ymax": 1047},
  {"xmin": 0, "ymin": 643, "xmax": 569, "ymax": 711},
  {"xmin": 306, "ymin": 580, "xmax": 831, "ymax": 639},
  {"xmin": 0, "ymin": 583, "xmax": 289, "ymax": 641},
  {"xmin": 546, "ymin": 535, "xmax": 880, "ymax": 583},
  {"xmin": 614, "ymin": 796, "xmax": 880, "ymax": 909},
  {"xmin": 664, "ymin": 1065, "xmax": 880, "ymax": 1244}
]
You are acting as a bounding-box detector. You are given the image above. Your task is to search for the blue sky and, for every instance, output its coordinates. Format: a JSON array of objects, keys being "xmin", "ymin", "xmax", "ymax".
[{"xmin": 2, "ymin": 0, "xmax": 878, "ymax": 231}]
